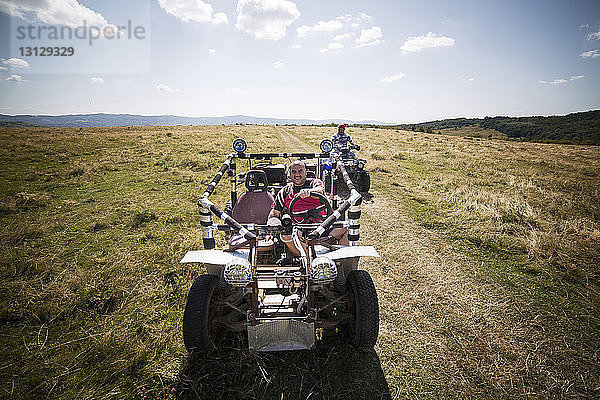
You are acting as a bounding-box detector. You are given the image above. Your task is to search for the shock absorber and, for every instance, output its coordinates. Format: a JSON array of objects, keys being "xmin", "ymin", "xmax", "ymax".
[{"xmin": 198, "ymin": 201, "xmax": 215, "ymax": 249}]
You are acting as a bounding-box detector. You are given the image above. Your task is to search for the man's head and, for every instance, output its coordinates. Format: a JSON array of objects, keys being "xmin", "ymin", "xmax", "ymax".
[
  {"xmin": 289, "ymin": 160, "xmax": 307, "ymax": 186},
  {"xmin": 338, "ymin": 124, "xmax": 346, "ymax": 135}
]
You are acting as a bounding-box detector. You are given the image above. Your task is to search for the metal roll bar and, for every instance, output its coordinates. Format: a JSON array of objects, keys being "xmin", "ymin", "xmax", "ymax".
[
  {"xmin": 198, "ymin": 156, "xmax": 256, "ymax": 249},
  {"xmin": 307, "ymin": 161, "xmax": 361, "ymax": 245},
  {"xmin": 236, "ymin": 152, "xmax": 330, "ymax": 159},
  {"xmin": 196, "ymin": 146, "xmax": 361, "ymax": 249}
]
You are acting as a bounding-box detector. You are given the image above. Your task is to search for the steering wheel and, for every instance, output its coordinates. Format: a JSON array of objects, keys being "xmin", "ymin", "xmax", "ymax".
[{"xmin": 288, "ymin": 192, "xmax": 333, "ymax": 224}]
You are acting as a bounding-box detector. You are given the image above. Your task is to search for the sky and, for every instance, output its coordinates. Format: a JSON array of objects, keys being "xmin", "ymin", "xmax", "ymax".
[{"xmin": 0, "ymin": 0, "xmax": 599, "ymax": 123}]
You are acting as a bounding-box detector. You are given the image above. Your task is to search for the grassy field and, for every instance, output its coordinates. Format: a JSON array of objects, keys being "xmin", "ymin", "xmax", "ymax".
[
  {"xmin": 439, "ymin": 125, "xmax": 508, "ymax": 140},
  {"xmin": 1, "ymin": 125, "xmax": 598, "ymax": 399}
]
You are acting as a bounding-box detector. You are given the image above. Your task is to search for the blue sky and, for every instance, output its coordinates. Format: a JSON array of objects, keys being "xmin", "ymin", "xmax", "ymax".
[{"xmin": 0, "ymin": 0, "xmax": 599, "ymax": 123}]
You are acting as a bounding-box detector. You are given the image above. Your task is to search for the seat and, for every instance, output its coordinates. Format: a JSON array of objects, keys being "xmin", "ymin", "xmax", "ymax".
[
  {"xmin": 231, "ymin": 170, "xmax": 273, "ymax": 225},
  {"xmin": 231, "ymin": 191, "xmax": 274, "ymax": 225},
  {"xmin": 253, "ymin": 163, "xmax": 286, "ymax": 187},
  {"xmin": 229, "ymin": 170, "xmax": 274, "ymax": 249}
]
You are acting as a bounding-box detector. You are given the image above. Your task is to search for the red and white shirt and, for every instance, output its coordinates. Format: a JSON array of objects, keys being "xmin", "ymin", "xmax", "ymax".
[{"xmin": 272, "ymin": 178, "xmax": 326, "ymax": 221}]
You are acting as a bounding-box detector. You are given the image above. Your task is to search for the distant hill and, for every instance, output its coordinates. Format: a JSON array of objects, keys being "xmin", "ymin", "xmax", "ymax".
[
  {"xmin": 2, "ymin": 111, "xmax": 598, "ymax": 144},
  {"xmin": 391, "ymin": 110, "xmax": 600, "ymax": 144},
  {"xmin": 0, "ymin": 120, "xmax": 44, "ymax": 128},
  {"xmin": 0, "ymin": 113, "xmax": 385, "ymax": 128}
]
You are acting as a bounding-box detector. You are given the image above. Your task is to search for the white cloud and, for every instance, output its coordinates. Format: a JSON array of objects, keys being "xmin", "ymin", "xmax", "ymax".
[
  {"xmin": 336, "ymin": 13, "xmax": 371, "ymax": 28},
  {"xmin": 292, "ymin": 44, "xmax": 302, "ymax": 49},
  {"xmin": 380, "ymin": 73, "xmax": 405, "ymax": 83},
  {"xmin": 157, "ymin": 84, "xmax": 179, "ymax": 93},
  {"xmin": 297, "ymin": 13, "xmax": 371, "ymax": 38},
  {"xmin": 213, "ymin": 12, "xmax": 228, "ymax": 24},
  {"xmin": 333, "ymin": 33, "xmax": 352, "ymax": 42},
  {"xmin": 578, "ymin": 24, "xmax": 590, "ymax": 31},
  {"xmin": 400, "ymin": 32, "xmax": 455, "ymax": 53},
  {"xmin": 538, "ymin": 76, "xmax": 584, "ymax": 85},
  {"xmin": 0, "ymin": 66, "xmax": 6, "ymax": 70},
  {"xmin": 0, "ymin": 0, "xmax": 110, "ymax": 28},
  {"xmin": 272, "ymin": 60, "xmax": 284, "ymax": 69},
  {"xmin": 549, "ymin": 79, "xmax": 568, "ymax": 85},
  {"xmin": 463, "ymin": 77, "xmax": 475, "ymax": 82},
  {"xmin": 320, "ymin": 42, "xmax": 344, "ymax": 53},
  {"xmin": 157, "ymin": 0, "xmax": 227, "ymax": 24},
  {"xmin": 586, "ymin": 31, "xmax": 600, "ymax": 40},
  {"xmin": 297, "ymin": 20, "xmax": 342, "ymax": 37},
  {"xmin": 580, "ymin": 49, "xmax": 599, "ymax": 58},
  {"xmin": 208, "ymin": 48, "xmax": 216, "ymax": 55},
  {"xmin": 6, "ymin": 74, "xmax": 23, "ymax": 82},
  {"xmin": 538, "ymin": 79, "xmax": 568, "ymax": 85},
  {"xmin": 90, "ymin": 77, "xmax": 104, "ymax": 84},
  {"xmin": 1, "ymin": 58, "xmax": 30, "ymax": 68},
  {"xmin": 356, "ymin": 26, "xmax": 383, "ymax": 48},
  {"xmin": 236, "ymin": 0, "xmax": 300, "ymax": 41},
  {"xmin": 226, "ymin": 88, "xmax": 245, "ymax": 95}
]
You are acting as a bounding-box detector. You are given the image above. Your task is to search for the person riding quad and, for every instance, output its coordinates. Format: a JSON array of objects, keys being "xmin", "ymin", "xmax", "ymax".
[
  {"xmin": 268, "ymin": 160, "xmax": 348, "ymax": 252},
  {"xmin": 331, "ymin": 124, "xmax": 359, "ymax": 158}
]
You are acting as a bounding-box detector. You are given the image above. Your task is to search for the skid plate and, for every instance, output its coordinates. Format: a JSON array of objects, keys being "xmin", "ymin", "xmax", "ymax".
[{"xmin": 248, "ymin": 320, "xmax": 315, "ymax": 351}]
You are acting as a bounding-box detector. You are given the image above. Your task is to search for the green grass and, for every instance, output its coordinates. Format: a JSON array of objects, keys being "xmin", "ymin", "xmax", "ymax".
[
  {"xmin": 1, "ymin": 125, "xmax": 599, "ymax": 399},
  {"xmin": 440, "ymin": 125, "xmax": 507, "ymax": 140}
]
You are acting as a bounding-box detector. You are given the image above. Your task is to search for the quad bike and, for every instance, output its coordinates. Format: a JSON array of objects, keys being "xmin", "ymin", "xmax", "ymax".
[
  {"xmin": 181, "ymin": 138, "xmax": 379, "ymax": 353},
  {"xmin": 324, "ymin": 143, "xmax": 370, "ymax": 194}
]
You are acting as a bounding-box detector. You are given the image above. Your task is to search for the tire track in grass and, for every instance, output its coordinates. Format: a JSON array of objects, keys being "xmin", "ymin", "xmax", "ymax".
[
  {"xmin": 359, "ymin": 190, "xmax": 582, "ymax": 397},
  {"xmin": 278, "ymin": 127, "xmax": 568, "ymax": 397},
  {"xmin": 359, "ymin": 193, "xmax": 507, "ymax": 395},
  {"xmin": 275, "ymin": 126, "xmax": 313, "ymax": 153}
]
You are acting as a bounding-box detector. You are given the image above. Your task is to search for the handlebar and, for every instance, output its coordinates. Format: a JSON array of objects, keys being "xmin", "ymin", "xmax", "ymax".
[{"xmin": 339, "ymin": 144, "xmax": 360, "ymax": 152}]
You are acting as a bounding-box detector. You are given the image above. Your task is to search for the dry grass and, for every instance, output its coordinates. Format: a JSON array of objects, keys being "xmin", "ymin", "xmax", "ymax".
[{"xmin": 0, "ymin": 125, "xmax": 598, "ymax": 399}]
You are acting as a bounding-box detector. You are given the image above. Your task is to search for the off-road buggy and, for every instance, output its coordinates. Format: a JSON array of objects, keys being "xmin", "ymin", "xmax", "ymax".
[{"xmin": 181, "ymin": 138, "xmax": 379, "ymax": 353}]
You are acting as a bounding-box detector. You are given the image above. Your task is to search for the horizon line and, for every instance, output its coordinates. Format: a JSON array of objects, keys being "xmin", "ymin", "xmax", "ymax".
[{"xmin": 1, "ymin": 109, "xmax": 598, "ymax": 126}]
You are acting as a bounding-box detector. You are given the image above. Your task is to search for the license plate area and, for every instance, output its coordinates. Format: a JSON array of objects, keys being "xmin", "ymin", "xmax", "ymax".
[{"xmin": 247, "ymin": 320, "xmax": 315, "ymax": 351}]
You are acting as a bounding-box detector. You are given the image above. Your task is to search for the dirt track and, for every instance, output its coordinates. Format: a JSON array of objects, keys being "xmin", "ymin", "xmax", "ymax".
[{"xmin": 276, "ymin": 126, "xmax": 313, "ymax": 152}]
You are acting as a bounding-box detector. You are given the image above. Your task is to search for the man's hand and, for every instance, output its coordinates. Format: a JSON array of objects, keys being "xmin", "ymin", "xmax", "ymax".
[
  {"xmin": 299, "ymin": 188, "xmax": 312, "ymax": 198},
  {"xmin": 268, "ymin": 208, "xmax": 281, "ymax": 219}
]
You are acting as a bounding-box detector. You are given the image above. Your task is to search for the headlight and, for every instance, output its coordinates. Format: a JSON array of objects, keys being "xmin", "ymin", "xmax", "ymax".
[
  {"xmin": 310, "ymin": 256, "xmax": 337, "ymax": 284},
  {"xmin": 232, "ymin": 138, "xmax": 247, "ymax": 153},
  {"xmin": 320, "ymin": 139, "xmax": 333, "ymax": 153},
  {"xmin": 223, "ymin": 257, "xmax": 252, "ymax": 286},
  {"xmin": 357, "ymin": 161, "xmax": 365, "ymax": 169}
]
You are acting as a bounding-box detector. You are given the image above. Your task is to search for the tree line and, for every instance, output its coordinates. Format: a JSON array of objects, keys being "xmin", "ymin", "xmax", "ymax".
[{"xmin": 352, "ymin": 110, "xmax": 600, "ymax": 145}]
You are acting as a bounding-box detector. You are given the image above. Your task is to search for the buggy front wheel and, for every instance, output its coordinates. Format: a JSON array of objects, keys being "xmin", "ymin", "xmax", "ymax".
[
  {"xmin": 183, "ymin": 274, "xmax": 219, "ymax": 353},
  {"xmin": 347, "ymin": 270, "xmax": 379, "ymax": 349},
  {"xmin": 360, "ymin": 171, "xmax": 371, "ymax": 193}
]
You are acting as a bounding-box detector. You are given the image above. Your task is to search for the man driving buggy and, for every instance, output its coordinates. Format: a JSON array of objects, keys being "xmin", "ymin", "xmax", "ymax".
[
  {"xmin": 268, "ymin": 160, "xmax": 348, "ymax": 248},
  {"xmin": 331, "ymin": 124, "xmax": 359, "ymax": 158}
]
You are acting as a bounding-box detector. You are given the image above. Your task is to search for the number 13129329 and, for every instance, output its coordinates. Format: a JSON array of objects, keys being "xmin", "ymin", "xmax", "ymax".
[{"xmin": 19, "ymin": 47, "xmax": 75, "ymax": 56}]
